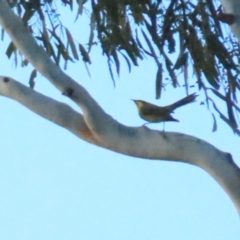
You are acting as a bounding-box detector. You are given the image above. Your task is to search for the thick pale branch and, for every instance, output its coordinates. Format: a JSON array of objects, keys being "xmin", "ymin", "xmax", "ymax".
[
  {"xmin": 0, "ymin": 0, "xmax": 112, "ymax": 138},
  {"xmin": 1, "ymin": 0, "xmax": 240, "ymax": 214},
  {"xmin": 221, "ymin": 0, "xmax": 240, "ymax": 40},
  {"xmin": 1, "ymin": 75, "xmax": 240, "ymax": 213},
  {"xmin": 0, "ymin": 76, "xmax": 98, "ymax": 144}
]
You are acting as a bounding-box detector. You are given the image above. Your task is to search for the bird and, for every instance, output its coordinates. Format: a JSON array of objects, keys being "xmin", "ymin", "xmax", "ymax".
[{"xmin": 132, "ymin": 93, "xmax": 197, "ymax": 124}]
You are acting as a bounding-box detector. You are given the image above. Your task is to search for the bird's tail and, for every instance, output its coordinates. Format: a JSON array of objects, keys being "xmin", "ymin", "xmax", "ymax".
[{"xmin": 168, "ymin": 93, "xmax": 197, "ymax": 110}]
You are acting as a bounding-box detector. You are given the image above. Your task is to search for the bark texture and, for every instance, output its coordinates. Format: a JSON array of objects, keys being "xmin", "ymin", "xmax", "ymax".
[{"xmin": 0, "ymin": 0, "xmax": 240, "ymax": 214}]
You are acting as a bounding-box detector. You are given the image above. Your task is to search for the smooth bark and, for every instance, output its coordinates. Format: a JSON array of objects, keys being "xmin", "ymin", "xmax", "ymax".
[{"xmin": 0, "ymin": 0, "xmax": 240, "ymax": 214}]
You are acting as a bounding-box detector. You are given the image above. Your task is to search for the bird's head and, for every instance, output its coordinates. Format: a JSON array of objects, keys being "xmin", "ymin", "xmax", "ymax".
[{"xmin": 132, "ymin": 99, "xmax": 145, "ymax": 109}]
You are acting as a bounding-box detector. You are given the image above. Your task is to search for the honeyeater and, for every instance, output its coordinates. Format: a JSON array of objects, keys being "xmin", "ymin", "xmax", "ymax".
[{"xmin": 132, "ymin": 93, "xmax": 197, "ymax": 123}]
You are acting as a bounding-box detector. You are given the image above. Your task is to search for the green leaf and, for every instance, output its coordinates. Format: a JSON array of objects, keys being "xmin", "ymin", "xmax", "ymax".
[
  {"xmin": 155, "ymin": 65, "xmax": 162, "ymax": 99},
  {"xmin": 141, "ymin": 29, "xmax": 160, "ymax": 66},
  {"xmin": 112, "ymin": 50, "xmax": 120, "ymax": 76},
  {"xmin": 1, "ymin": 28, "xmax": 4, "ymax": 41},
  {"xmin": 88, "ymin": 12, "xmax": 96, "ymax": 53},
  {"xmin": 65, "ymin": 28, "xmax": 79, "ymax": 60},
  {"xmin": 79, "ymin": 44, "xmax": 91, "ymax": 64},
  {"xmin": 77, "ymin": 0, "xmax": 87, "ymax": 15},
  {"xmin": 107, "ymin": 59, "xmax": 116, "ymax": 87},
  {"xmin": 211, "ymin": 113, "xmax": 217, "ymax": 132},
  {"xmin": 174, "ymin": 52, "xmax": 188, "ymax": 70},
  {"xmin": 119, "ymin": 52, "xmax": 131, "ymax": 73},
  {"xmin": 5, "ymin": 41, "xmax": 16, "ymax": 59},
  {"xmin": 164, "ymin": 55, "xmax": 178, "ymax": 87},
  {"xmin": 29, "ymin": 69, "xmax": 37, "ymax": 89}
]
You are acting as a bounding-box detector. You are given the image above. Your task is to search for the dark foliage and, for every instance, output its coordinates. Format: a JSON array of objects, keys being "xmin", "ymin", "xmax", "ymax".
[{"xmin": 3, "ymin": 0, "xmax": 240, "ymax": 134}]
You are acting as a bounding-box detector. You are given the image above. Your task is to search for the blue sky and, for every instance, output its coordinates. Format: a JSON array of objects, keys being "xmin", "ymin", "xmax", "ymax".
[{"xmin": 0, "ymin": 3, "xmax": 239, "ymax": 240}]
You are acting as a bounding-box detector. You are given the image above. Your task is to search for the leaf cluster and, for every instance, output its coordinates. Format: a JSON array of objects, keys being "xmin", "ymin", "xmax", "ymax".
[{"xmin": 2, "ymin": 0, "xmax": 240, "ymax": 134}]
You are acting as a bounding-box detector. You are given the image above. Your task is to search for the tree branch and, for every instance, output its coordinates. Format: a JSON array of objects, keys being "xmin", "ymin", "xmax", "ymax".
[
  {"xmin": 0, "ymin": 0, "xmax": 110, "ymax": 139},
  {"xmin": 0, "ymin": 0, "xmax": 240, "ymax": 214},
  {"xmin": 0, "ymin": 76, "xmax": 99, "ymax": 144},
  {"xmin": 221, "ymin": 0, "xmax": 240, "ymax": 40},
  {"xmin": 1, "ymin": 75, "xmax": 240, "ymax": 213}
]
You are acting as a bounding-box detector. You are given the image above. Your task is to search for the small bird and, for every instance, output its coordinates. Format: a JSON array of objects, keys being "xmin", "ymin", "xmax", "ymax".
[{"xmin": 132, "ymin": 93, "xmax": 197, "ymax": 124}]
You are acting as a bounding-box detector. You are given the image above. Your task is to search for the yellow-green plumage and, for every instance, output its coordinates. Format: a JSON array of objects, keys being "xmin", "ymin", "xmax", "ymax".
[{"xmin": 132, "ymin": 93, "xmax": 197, "ymax": 123}]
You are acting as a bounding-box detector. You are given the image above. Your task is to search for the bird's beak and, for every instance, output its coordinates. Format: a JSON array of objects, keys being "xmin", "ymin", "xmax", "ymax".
[{"xmin": 131, "ymin": 99, "xmax": 137, "ymax": 105}]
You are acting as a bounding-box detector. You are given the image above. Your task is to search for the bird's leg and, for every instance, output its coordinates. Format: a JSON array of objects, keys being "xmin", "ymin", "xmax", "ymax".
[{"xmin": 162, "ymin": 122, "xmax": 165, "ymax": 131}]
